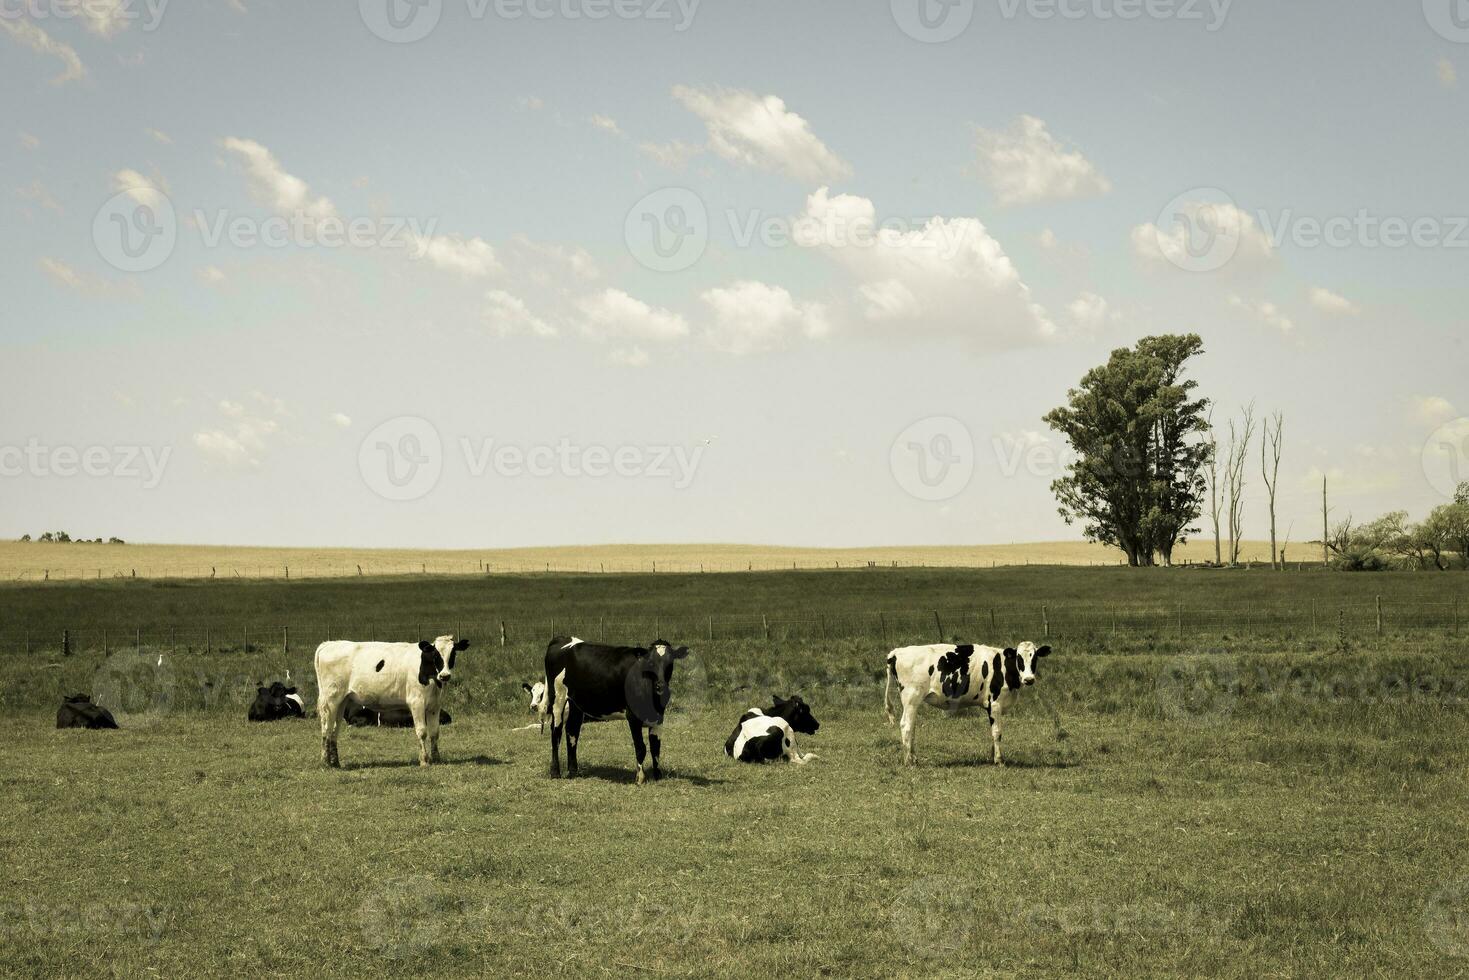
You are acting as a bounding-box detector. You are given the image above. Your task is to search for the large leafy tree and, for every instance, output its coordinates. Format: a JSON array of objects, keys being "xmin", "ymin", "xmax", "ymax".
[{"xmin": 1044, "ymin": 334, "xmax": 1214, "ymax": 567}]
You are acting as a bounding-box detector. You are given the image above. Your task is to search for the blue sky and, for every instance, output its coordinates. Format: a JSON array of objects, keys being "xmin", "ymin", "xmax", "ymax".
[{"xmin": 2, "ymin": 0, "xmax": 1466, "ymax": 548}]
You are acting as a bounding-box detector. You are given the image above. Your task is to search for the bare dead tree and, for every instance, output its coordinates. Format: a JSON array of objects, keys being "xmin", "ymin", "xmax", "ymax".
[
  {"xmin": 1261, "ymin": 410, "xmax": 1284, "ymax": 569},
  {"xmin": 1225, "ymin": 402, "xmax": 1257, "ymax": 565},
  {"xmin": 1205, "ymin": 407, "xmax": 1222, "ymax": 565},
  {"xmin": 1321, "ymin": 475, "xmax": 1330, "ymax": 566}
]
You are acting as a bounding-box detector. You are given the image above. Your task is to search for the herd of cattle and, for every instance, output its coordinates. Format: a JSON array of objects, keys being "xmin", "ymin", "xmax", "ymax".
[{"xmin": 57, "ymin": 632, "xmax": 1054, "ymax": 776}]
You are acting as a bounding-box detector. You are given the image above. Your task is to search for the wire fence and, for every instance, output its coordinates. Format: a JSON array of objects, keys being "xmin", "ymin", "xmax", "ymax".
[{"xmin": 5, "ymin": 597, "xmax": 1466, "ymax": 657}]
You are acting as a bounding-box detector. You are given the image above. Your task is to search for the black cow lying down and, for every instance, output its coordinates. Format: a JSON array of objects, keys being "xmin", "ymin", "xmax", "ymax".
[
  {"xmin": 57, "ymin": 694, "xmax": 118, "ymax": 730},
  {"xmin": 343, "ymin": 696, "xmax": 452, "ymax": 728},
  {"xmin": 724, "ymin": 695, "xmax": 819, "ymax": 764},
  {"xmin": 248, "ymin": 681, "xmax": 306, "ymax": 722}
]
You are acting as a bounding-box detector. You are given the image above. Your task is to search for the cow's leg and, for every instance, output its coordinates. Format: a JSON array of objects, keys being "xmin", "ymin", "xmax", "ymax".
[
  {"xmin": 428, "ymin": 704, "xmax": 442, "ymax": 764},
  {"xmin": 627, "ymin": 714, "xmax": 649, "ymax": 785},
  {"xmin": 413, "ymin": 704, "xmax": 431, "ymax": 767},
  {"xmin": 566, "ymin": 705, "xmax": 585, "ymax": 778},
  {"xmin": 988, "ymin": 704, "xmax": 1004, "ymax": 766},
  {"xmin": 899, "ymin": 686, "xmax": 922, "ymax": 765},
  {"xmin": 647, "ymin": 725, "xmax": 663, "ymax": 781},
  {"xmin": 318, "ymin": 693, "xmax": 344, "ymax": 768}
]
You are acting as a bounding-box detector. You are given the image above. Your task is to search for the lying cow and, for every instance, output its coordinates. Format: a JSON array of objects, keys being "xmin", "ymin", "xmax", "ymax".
[
  {"xmin": 512, "ymin": 681, "xmax": 548, "ymax": 732},
  {"xmin": 724, "ymin": 694, "xmax": 820, "ymax": 764},
  {"xmin": 315, "ymin": 634, "xmax": 469, "ymax": 767},
  {"xmin": 542, "ymin": 636, "xmax": 689, "ymax": 784},
  {"xmin": 56, "ymin": 693, "xmax": 118, "ymax": 730},
  {"xmin": 248, "ymin": 681, "xmax": 305, "ymax": 722},
  {"xmin": 884, "ymin": 641, "xmax": 1051, "ymax": 766},
  {"xmin": 343, "ymin": 697, "xmax": 452, "ymax": 728}
]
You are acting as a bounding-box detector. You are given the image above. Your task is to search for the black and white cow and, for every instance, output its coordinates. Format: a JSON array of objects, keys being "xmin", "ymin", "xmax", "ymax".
[
  {"xmin": 883, "ymin": 641, "xmax": 1051, "ymax": 766},
  {"xmin": 541, "ymin": 636, "xmax": 689, "ymax": 784},
  {"xmin": 314, "ymin": 634, "xmax": 469, "ymax": 767},
  {"xmin": 247, "ymin": 681, "xmax": 306, "ymax": 722},
  {"xmin": 723, "ymin": 695, "xmax": 820, "ymax": 764},
  {"xmin": 342, "ymin": 698, "xmax": 452, "ymax": 728},
  {"xmin": 56, "ymin": 694, "xmax": 118, "ymax": 730}
]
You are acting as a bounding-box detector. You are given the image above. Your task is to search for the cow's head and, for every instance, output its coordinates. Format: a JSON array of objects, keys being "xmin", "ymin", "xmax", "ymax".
[
  {"xmin": 624, "ymin": 639, "xmax": 690, "ymax": 726},
  {"xmin": 522, "ymin": 680, "xmax": 547, "ymax": 714},
  {"xmin": 770, "ymin": 694, "xmax": 819, "ymax": 735},
  {"xmin": 419, "ymin": 635, "xmax": 470, "ymax": 687},
  {"xmin": 1008, "ymin": 641, "xmax": 1051, "ymax": 687}
]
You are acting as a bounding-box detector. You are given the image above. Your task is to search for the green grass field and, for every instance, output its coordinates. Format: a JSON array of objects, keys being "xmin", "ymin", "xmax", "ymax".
[{"xmin": 2, "ymin": 569, "xmax": 1467, "ymax": 977}]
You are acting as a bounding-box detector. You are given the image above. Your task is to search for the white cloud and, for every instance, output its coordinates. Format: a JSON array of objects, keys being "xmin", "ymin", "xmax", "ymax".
[
  {"xmin": 1439, "ymin": 58, "xmax": 1458, "ymax": 88},
  {"xmin": 483, "ymin": 289, "xmax": 557, "ymax": 338},
  {"xmin": 1308, "ymin": 286, "xmax": 1359, "ymax": 316},
  {"xmin": 39, "ymin": 257, "xmax": 86, "ymax": 292},
  {"xmin": 701, "ymin": 281, "xmax": 831, "ymax": 354},
  {"xmin": 1132, "ymin": 200, "xmax": 1274, "ymax": 267},
  {"xmin": 408, "ymin": 234, "xmax": 501, "ymax": 278},
  {"xmin": 197, "ymin": 265, "xmax": 227, "ymax": 285},
  {"xmin": 1036, "ymin": 228, "xmax": 1058, "ymax": 249},
  {"xmin": 1413, "ymin": 395, "xmax": 1456, "ymax": 426},
  {"xmin": 609, "ymin": 347, "xmax": 651, "ymax": 368},
  {"xmin": 0, "ymin": 19, "xmax": 86, "ymax": 84},
  {"xmin": 1229, "ymin": 295, "xmax": 1294, "ymax": 334},
  {"xmin": 519, "ymin": 95, "xmax": 545, "ymax": 111},
  {"xmin": 220, "ymin": 137, "xmax": 336, "ymax": 219},
  {"xmin": 1066, "ymin": 292, "xmax": 1119, "ymax": 332},
  {"xmin": 639, "ymin": 139, "xmax": 702, "ymax": 171},
  {"xmin": 671, "ymin": 85, "xmax": 851, "ymax": 183},
  {"xmin": 38, "ymin": 256, "xmax": 140, "ymax": 299},
  {"xmin": 77, "ymin": 0, "xmax": 131, "ymax": 37},
  {"xmin": 578, "ymin": 288, "xmax": 688, "ymax": 342},
  {"xmin": 796, "ymin": 187, "xmax": 1055, "ymax": 347},
  {"xmin": 330, "ymin": 412, "xmax": 352, "ymax": 429},
  {"xmin": 974, "ymin": 115, "xmax": 1111, "ymax": 206},
  {"xmin": 509, "ymin": 236, "xmax": 599, "ymax": 284},
  {"xmin": 145, "ymin": 127, "xmax": 172, "ymax": 145},
  {"xmin": 589, "ymin": 114, "xmax": 623, "ymax": 137},
  {"xmin": 111, "ymin": 169, "xmax": 167, "ymax": 208},
  {"xmin": 19, "ymin": 132, "xmax": 40, "ymax": 150},
  {"xmin": 16, "ymin": 179, "xmax": 63, "ymax": 213},
  {"xmin": 194, "ymin": 399, "xmax": 282, "ymax": 468}
]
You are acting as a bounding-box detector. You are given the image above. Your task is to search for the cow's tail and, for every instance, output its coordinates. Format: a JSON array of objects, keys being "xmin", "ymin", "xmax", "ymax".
[{"xmin": 883, "ymin": 653, "xmax": 899, "ymax": 725}]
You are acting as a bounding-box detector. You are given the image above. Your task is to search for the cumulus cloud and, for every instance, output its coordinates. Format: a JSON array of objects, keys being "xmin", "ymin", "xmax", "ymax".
[
  {"xmin": 483, "ymin": 289, "xmax": 557, "ymax": 338},
  {"xmin": 145, "ymin": 127, "xmax": 172, "ymax": 144},
  {"xmin": 220, "ymin": 137, "xmax": 336, "ymax": 219},
  {"xmin": 639, "ymin": 139, "xmax": 702, "ymax": 171},
  {"xmin": 197, "ymin": 265, "xmax": 226, "ymax": 285},
  {"xmin": 509, "ymin": 236, "xmax": 599, "ymax": 284},
  {"xmin": 589, "ymin": 114, "xmax": 623, "ymax": 136},
  {"xmin": 0, "ymin": 19, "xmax": 86, "ymax": 84},
  {"xmin": 19, "ymin": 132, "xmax": 40, "ymax": 150},
  {"xmin": 194, "ymin": 398, "xmax": 283, "ymax": 468},
  {"xmin": 330, "ymin": 412, "xmax": 352, "ymax": 428},
  {"xmin": 1413, "ymin": 395, "xmax": 1457, "ymax": 426},
  {"xmin": 1132, "ymin": 200, "xmax": 1274, "ymax": 268},
  {"xmin": 578, "ymin": 288, "xmax": 688, "ymax": 342},
  {"xmin": 111, "ymin": 169, "xmax": 167, "ymax": 208},
  {"xmin": 39, "ymin": 257, "xmax": 86, "ymax": 292},
  {"xmin": 1066, "ymin": 292, "xmax": 1119, "ymax": 332},
  {"xmin": 701, "ymin": 281, "xmax": 831, "ymax": 354},
  {"xmin": 16, "ymin": 179, "xmax": 63, "ymax": 214},
  {"xmin": 796, "ymin": 187, "xmax": 1054, "ymax": 348},
  {"xmin": 1309, "ymin": 286, "xmax": 1359, "ymax": 316},
  {"xmin": 1229, "ymin": 295, "xmax": 1294, "ymax": 334},
  {"xmin": 671, "ymin": 85, "xmax": 851, "ymax": 183},
  {"xmin": 408, "ymin": 233, "xmax": 501, "ymax": 277},
  {"xmin": 974, "ymin": 115, "xmax": 1111, "ymax": 206}
]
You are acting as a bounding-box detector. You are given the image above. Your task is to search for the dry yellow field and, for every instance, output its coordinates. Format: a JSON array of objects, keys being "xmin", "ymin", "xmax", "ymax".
[{"xmin": 0, "ymin": 539, "xmax": 1304, "ymax": 581}]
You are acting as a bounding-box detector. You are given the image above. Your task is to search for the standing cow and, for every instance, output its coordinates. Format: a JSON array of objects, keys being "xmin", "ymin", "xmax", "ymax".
[
  {"xmin": 884, "ymin": 641, "xmax": 1051, "ymax": 766},
  {"xmin": 314, "ymin": 634, "xmax": 469, "ymax": 767},
  {"xmin": 541, "ymin": 636, "xmax": 689, "ymax": 784}
]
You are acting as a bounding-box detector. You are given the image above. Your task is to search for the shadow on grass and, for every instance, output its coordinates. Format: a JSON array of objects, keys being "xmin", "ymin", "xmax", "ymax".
[
  {"xmin": 347, "ymin": 754, "xmax": 505, "ymax": 771},
  {"xmin": 544, "ymin": 764, "xmax": 727, "ymax": 787},
  {"xmin": 933, "ymin": 755, "xmax": 1078, "ymax": 770}
]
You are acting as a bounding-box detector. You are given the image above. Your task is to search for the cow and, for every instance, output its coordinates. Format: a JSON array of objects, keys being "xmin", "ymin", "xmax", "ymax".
[
  {"xmin": 883, "ymin": 641, "xmax": 1051, "ymax": 766},
  {"xmin": 509, "ymin": 681, "xmax": 549, "ymax": 732},
  {"xmin": 723, "ymin": 695, "xmax": 820, "ymax": 764},
  {"xmin": 56, "ymin": 694, "xmax": 118, "ymax": 730},
  {"xmin": 247, "ymin": 681, "xmax": 306, "ymax": 722},
  {"xmin": 541, "ymin": 636, "xmax": 689, "ymax": 784},
  {"xmin": 314, "ymin": 634, "xmax": 469, "ymax": 767},
  {"xmin": 343, "ymin": 698, "xmax": 452, "ymax": 728}
]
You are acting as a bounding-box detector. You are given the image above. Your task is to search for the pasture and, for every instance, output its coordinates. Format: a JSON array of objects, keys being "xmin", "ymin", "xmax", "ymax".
[{"xmin": 2, "ymin": 568, "xmax": 1467, "ymax": 977}]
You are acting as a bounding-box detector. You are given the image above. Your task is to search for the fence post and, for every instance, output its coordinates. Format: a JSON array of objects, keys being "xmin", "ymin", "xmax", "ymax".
[
  {"xmin": 933, "ymin": 611, "xmax": 943, "ymax": 642},
  {"xmin": 877, "ymin": 613, "xmax": 886, "ymax": 646},
  {"xmin": 599, "ymin": 616, "xmax": 605, "ymax": 641},
  {"xmin": 244, "ymin": 626, "xmax": 248, "ymax": 654},
  {"xmin": 1042, "ymin": 606, "xmax": 1049, "ymax": 639},
  {"xmin": 1178, "ymin": 603, "xmax": 1184, "ymax": 638},
  {"xmin": 990, "ymin": 608, "xmax": 997, "ymax": 636},
  {"xmin": 171, "ymin": 626, "xmax": 176, "ymax": 657},
  {"xmin": 1376, "ymin": 596, "xmax": 1383, "ymax": 636},
  {"xmin": 283, "ymin": 626, "xmax": 289, "ymax": 656},
  {"xmin": 1311, "ymin": 599, "xmax": 1317, "ymax": 632},
  {"xmin": 708, "ymin": 615, "xmax": 713, "ymax": 641},
  {"xmin": 764, "ymin": 614, "xmax": 771, "ymax": 642},
  {"xmin": 135, "ymin": 628, "xmax": 141, "ymax": 655},
  {"xmin": 103, "ymin": 628, "xmax": 109, "ymax": 657},
  {"xmin": 500, "ymin": 621, "xmax": 507, "ymax": 647},
  {"xmin": 205, "ymin": 627, "xmax": 210, "ymax": 655},
  {"xmin": 62, "ymin": 629, "xmax": 70, "ymax": 657}
]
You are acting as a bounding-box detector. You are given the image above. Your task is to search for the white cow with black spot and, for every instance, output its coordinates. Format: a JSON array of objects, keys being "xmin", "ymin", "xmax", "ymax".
[
  {"xmin": 883, "ymin": 641, "xmax": 1051, "ymax": 766},
  {"xmin": 314, "ymin": 634, "xmax": 469, "ymax": 768}
]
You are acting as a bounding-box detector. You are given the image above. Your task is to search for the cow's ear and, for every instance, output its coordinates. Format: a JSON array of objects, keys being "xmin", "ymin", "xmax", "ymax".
[
  {"xmin": 673, "ymin": 646, "xmax": 690, "ymax": 660},
  {"xmin": 286, "ymin": 686, "xmax": 298, "ymax": 694},
  {"xmin": 453, "ymin": 639, "xmax": 470, "ymax": 652},
  {"xmin": 1004, "ymin": 648, "xmax": 1017, "ymax": 659},
  {"xmin": 1035, "ymin": 645, "xmax": 1052, "ymax": 657},
  {"xmin": 418, "ymin": 641, "xmax": 434, "ymax": 654},
  {"xmin": 522, "ymin": 682, "xmax": 533, "ymax": 693},
  {"xmin": 256, "ymin": 686, "xmax": 267, "ymax": 695}
]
